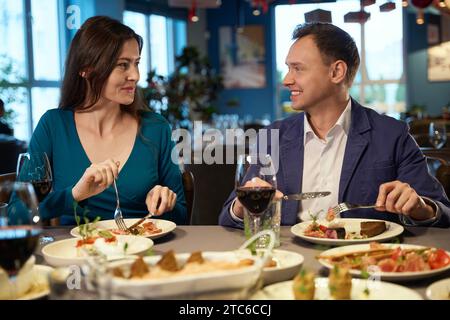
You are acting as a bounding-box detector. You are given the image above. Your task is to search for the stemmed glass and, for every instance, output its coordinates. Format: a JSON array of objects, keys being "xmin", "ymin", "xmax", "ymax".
[
  {"xmin": 16, "ymin": 152, "xmax": 53, "ymax": 244},
  {"xmin": 429, "ymin": 122, "xmax": 447, "ymax": 149},
  {"xmin": 0, "ymin": 181, "xmax": 41, "ymax": 298},
  {"xmin": 235, "ymin": 154, "xmax": 277, "ymax": 248}
]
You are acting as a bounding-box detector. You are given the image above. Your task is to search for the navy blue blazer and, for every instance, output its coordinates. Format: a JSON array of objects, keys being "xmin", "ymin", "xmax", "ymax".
[{"xmin": 219, "ymin": 99, "xmax": 450, "ymax": 228}]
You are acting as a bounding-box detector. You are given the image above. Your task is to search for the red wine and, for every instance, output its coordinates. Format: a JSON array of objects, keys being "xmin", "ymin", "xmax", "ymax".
[
  {"xmin": 31, "ymin": 180, "xmax": 52, "ymax": 202},
  {"xmin": 0, "ymin": 226, "xmax": 41, "ymax": 276},
  {"xmin": 236, "ymin": 186, "xmax": 276, "ymax": 215}
]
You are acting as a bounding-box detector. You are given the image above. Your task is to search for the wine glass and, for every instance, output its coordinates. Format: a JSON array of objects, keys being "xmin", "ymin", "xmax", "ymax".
[
  {"xmin": 16, "ymin": 152, "xmax": 53, "ymax": 244},
  {"xmin": 235, "ymin": 154, "xmax": 277, "ymax": 248},
  {"xmin": 429, "ymin": 122, "xmax": 447, "ymax": 149},
  {"xmin": 0, "ymin": 181, "xmax": 41, "ymax": 298}
]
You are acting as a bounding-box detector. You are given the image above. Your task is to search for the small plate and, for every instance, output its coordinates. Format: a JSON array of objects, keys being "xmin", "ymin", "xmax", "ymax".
[
  {"xmin": 235, "ymin": 249, "xmax": 304, "ymax": 285},
  {"xmin": 291, "ymin": 218, "xmax": 404, "ymax": 246},
  {"xmin": 17, "ymin": 265, "xmax": 54, "ymax": 300},
  {"xmin": 426, "ymin": 278, "xmax": 450, "ymax": 300},
  {"xmin": 251, "ymin": 278, "xmax": 422, "ymax": 300},
  {"xmin": 318, "ymin": 243, "xmax": 450, "ymax": 281},
  {"xmin": 70, "ymin": 218, "xmax": 176, "ymax": 240},
  {"xmin": 42, "ymin": 235, "xmax": 153, "ymax": 267}
]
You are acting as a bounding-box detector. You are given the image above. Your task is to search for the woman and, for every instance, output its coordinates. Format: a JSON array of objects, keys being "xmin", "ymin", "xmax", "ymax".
[{"xmin": 29, "ymin": 16, "xmax": 186, "ymax": 225}]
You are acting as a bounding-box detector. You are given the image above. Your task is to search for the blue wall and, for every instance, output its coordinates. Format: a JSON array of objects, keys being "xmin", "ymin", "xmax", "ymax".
[
  {"xmin": 207, "ymin": 0, "xmax": 277, "ymax": 121},
  {"xmin": 406, "ymin": 12, "xmax": 450, "ymax": 116}
]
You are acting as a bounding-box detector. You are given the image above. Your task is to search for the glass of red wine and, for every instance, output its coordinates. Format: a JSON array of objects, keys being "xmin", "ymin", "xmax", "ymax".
[
  {"xmin": 16, "ymin": 152, "xmax": 53, "ymax": 244},
  {"xmin": 235, "ymin": 153, "xmax": 277, "ymax": 248},
  {"xmin": 0, "ymin": 181, "xmax": 41, "ymax": 298}
]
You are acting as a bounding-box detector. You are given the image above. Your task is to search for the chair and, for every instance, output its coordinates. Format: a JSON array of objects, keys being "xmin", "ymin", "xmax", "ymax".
[
  {"xmin": 0, "ymin": 172, "xmax": 15, "ymax": 184},
  {"xmin": 181, "ymin": 170, "xmax": 195, "ymax": 225},
  {"xmin": 422, "ymin": 148, "xmax": 450, "ymax": 197}
]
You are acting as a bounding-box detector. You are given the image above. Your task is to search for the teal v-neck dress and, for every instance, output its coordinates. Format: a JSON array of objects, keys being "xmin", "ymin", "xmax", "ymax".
[{"xmin": 28, "ymin": 109, "xmax": 186, "ymax": 225}]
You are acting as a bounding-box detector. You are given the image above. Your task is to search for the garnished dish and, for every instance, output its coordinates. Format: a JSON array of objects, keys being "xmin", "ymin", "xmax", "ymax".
[
  {"xmin": 251, "ymin": 266, "xmax": 422, "ymax": 300},
  {"xmin": 107, "ymin": 250, "xmax": 263, "ymax": 299},
  {"xmin": 42, "ymin": 235, "xmax": 153, "ymax": 267},
  {"xmin": 291, "ymin": 218, "xmax": 404, "ymax": 246},
  {"xmin": 70, "ymin": 218, "xmax": 176, "ymax": 240},
  {"xmin": 112, "ymin": 250, "xmax": 255, "ymax": 280},
  {"xmin": 317, "ymin": 242, "xmax": 450, "ymax": 281}
]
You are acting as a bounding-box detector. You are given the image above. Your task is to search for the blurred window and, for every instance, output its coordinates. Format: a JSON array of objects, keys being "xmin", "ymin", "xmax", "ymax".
[{"xmin": 275, "ymin": 0, "xmax": 405, "ymax": 118}]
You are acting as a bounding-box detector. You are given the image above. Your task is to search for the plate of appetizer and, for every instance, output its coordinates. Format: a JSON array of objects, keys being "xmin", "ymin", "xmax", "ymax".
[
  {"xmin": 291, "ymin": 218, "xmax": 404, "ymax": 246},
  {"xmin": 0, "ymin": 255, "xmax": 54, "ymax": 300},
  {"xmin": 317, "ymin": 242, "xmax": 450, "ymax": 281},
  {"xmin": 107, "ymin": 250, "xmax": 263, "ymax": 299},
  {"xmin": 70, "ymin": 218, "xmax": 176, "ymax": 240},
  {"xmin": 426, "ymin": 278, "xmax": 450, "ymax": 300},
  {"xmin": 251, "ymin": 278, "xmax": 422, "ymax": 300},
  {"xmin": 42, "ymin": 233, "xmax": 153, "ymax": 267},
  {"xmin": 235, "ymin": 249, "xmax": 304, "ymax": 285}
]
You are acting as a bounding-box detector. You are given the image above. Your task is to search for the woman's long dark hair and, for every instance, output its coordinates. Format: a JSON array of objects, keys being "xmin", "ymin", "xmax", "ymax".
[{"xmin": 59, "ymin": 16, "xmax": 149, "ymax": 120}]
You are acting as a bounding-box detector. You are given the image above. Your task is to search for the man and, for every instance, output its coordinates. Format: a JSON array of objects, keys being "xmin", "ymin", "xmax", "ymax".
[
  {"xmin": 219, "ymin": 23, "xmax": 450, "ymax": 228},
  {"xmin": 0, "ymin": 99, "xmax": 14, "ymax": 136}
]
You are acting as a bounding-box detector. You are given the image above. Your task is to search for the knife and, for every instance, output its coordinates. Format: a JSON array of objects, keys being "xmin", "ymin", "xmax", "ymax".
[{"xmin": 282, "ymin": 191, "xmax": 331, "ymax": 201}]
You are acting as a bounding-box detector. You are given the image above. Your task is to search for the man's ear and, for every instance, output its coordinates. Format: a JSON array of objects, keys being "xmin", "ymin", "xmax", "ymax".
[{"xmin": 330, "ymin": 60, "xmax": 348, "ymax": 84}]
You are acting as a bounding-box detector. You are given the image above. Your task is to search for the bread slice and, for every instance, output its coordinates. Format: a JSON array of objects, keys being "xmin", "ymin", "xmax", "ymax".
[{"xmin": 360, "ymin": 221, "xmax": 386, "ymax": 238}]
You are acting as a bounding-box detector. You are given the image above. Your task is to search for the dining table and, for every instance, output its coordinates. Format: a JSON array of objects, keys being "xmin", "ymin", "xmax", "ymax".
[{"xmin": 35, "ymin": 224, "xmax": 450, "ymax": 300}]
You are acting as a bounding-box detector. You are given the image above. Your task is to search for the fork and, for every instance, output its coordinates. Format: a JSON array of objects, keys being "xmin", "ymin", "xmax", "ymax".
[
  {"xmin": 331, "ymin": 202, "xmax": 385, "ymax": 217},
  {"xmin": 113, "ymin": 179, "xmax": 128, "ymax": 231}
]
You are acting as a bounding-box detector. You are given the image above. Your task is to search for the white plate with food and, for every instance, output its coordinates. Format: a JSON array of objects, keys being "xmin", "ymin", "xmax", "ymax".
[
  {"xmin": 17, "ymin": 265, "xmax": 54, "ymax": 300},
  {"xmin": 234, "ymin": 249, "xmax": 304, "ymax": 285},
  {"xmin": 291, "ymin": 218, "xmax": 404, "ymax": 246},
  {"xmin": 251, "ymin": 278, "xmax": 422, "ymax": 300},
  {"xmin": 70, "ymin": 218, "xmax": 176, "ymax": 240},
  {"xmin": 317, "ymin": 242, "xmax": 450, "ymax": 281},
  {"xmin": 42, "ymin": 235, "xmax": 153, "ymax": 267},
  {"xmin": 108, "ymin": 250, "xmax": 263, "ymax": 299},
  {"xmin": 426, "ymin": 278, "xmax": 450, "ymax": 300}
]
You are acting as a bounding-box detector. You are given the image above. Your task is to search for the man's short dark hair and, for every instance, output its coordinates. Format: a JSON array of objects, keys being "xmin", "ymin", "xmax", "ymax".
[{"xmin": 292, "ymin": 22, "xmax": 360, "ymax": 85}]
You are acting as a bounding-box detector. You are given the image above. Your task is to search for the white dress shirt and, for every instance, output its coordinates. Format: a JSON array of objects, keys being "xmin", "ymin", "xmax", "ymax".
[{"xmin": 299, "ymin": 100, "xmax": 352, "ymax": 222}]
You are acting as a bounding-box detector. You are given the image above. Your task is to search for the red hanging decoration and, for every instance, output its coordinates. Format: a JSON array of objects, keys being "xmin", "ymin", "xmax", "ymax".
[
  {"xmin": 188, "ymin": 0, "xmax": 198, "ymax": 22},
  {"xmin": 411, "ymin": 0, "xmax": 433, "ymax": 8},
  {"xmin": 253, "ymin": 0, "xmax": 269, "ymax": 14}
]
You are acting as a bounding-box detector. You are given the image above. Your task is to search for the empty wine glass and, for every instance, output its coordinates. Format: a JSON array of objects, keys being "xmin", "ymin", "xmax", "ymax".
[
  {"xmin": 235, "ymin": 154, "xmax": 278, "ymax": 248},
  {"xmin": 429, "ymin": 122, "xmax": 447, "ymax": 149},
  {"xmin": 0, "ymin": 181, "xmax": 41, "ymax": 299}
]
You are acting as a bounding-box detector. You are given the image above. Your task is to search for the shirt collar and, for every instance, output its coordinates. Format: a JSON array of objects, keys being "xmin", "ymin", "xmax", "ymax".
[{"xmin": 304, "ymin": 99, "xmax": 352, "ymax": 143}]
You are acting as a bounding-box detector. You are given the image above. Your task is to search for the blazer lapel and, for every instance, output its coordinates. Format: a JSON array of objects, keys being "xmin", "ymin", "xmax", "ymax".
[
  {"xmin": 280, "ymin": 114, "xmax": 304, "ymax": 223},
  {"xmin": 339, "ymin": 99, "xmax": 371, "ymax": 201}
]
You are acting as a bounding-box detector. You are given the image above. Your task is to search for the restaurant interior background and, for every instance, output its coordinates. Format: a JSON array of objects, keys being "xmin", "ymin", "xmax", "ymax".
[{"xmin": 1, "ymin": 0, "xmax": 450, "ymax": 223}]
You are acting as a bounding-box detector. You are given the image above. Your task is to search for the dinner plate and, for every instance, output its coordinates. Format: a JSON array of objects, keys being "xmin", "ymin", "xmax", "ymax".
[
  {"xmin": 108, "ymin": 251, "xmax": 263, "ymax": 299},
  {"xmin": 234, "ymin": 249, "xmax": 304, "ymax": 285},
  {"xmin": 42, "ymin": 235, "xmax": 153, "ymax": 267},
  {"xmin": 251, "ymin": 278, "xmax": 422, "ymax": 300},
  {"xmin": 426, "ymin": 278, "xmax": 450, "ymax": 300},
  {"xmin": 291, "ymin": 218, "xmax": 404, "ymax": 246},
  {"xmin": 317, "ymin": 243, "xmax": 450, "ymax": 281},
  {"xmin": 70, "ymin": 218, "xmax": 176, "ymax": 240},
  {"xmin": 17, "ymin": 265, "xmax": 54, "ymax": 300}
]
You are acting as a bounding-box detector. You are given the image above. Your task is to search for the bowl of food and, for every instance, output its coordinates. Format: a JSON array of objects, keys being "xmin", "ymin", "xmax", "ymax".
[{"xmin": 42, "ymin": 234, "xmax": 153, "ymax": 267}]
